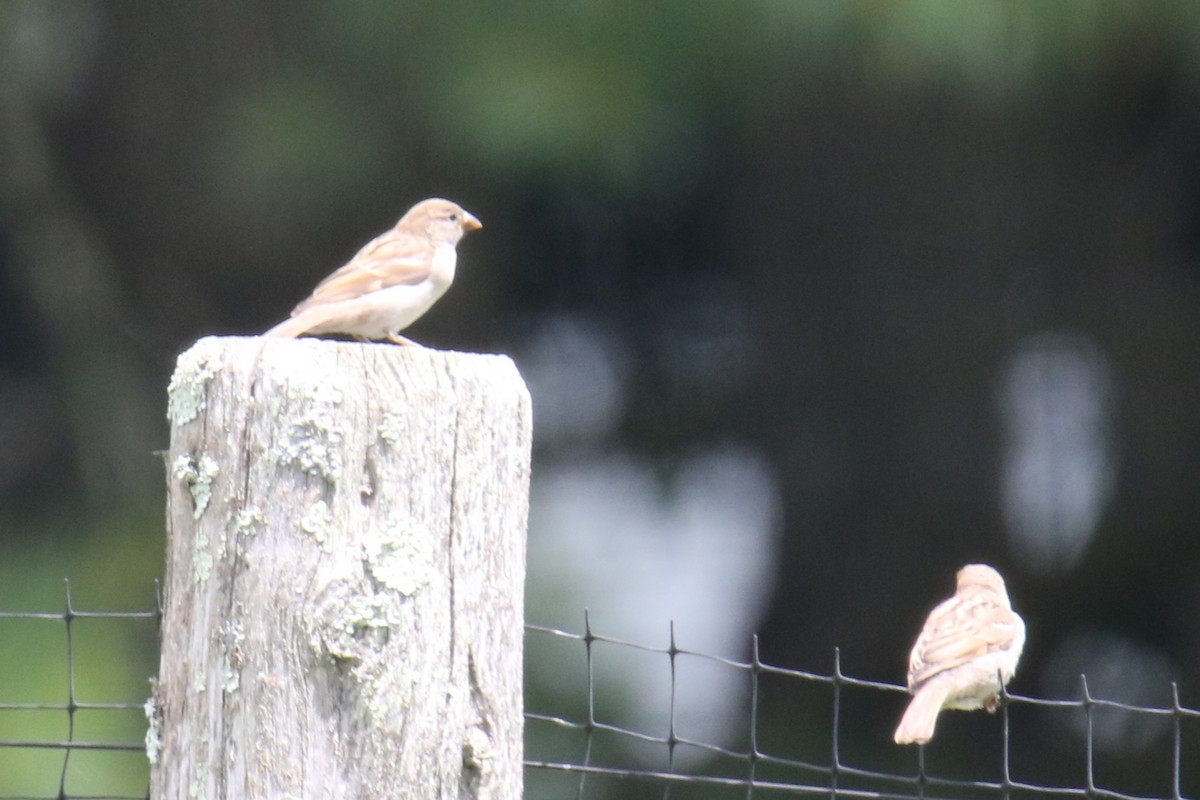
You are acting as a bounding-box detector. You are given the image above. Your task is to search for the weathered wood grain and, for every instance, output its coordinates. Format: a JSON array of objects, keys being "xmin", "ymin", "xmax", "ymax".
[{"xmin": 151, "ymin": 336, "xmax": 530, "ymax": 799}]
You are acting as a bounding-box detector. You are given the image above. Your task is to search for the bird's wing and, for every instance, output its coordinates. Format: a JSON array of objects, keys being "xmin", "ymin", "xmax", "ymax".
[
  {"xmin": 291, "ymin": 231, "xmax": 436, "ymax": 314},
  {"xmin": 907, "ymin": 592, "xmax": 1018, "ymax": 689}
]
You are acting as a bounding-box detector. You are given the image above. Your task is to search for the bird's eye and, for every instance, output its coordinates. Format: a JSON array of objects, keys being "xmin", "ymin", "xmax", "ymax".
[{"xmin": 448, "ymin": 212, "xmax": 459, "ymax": 222}]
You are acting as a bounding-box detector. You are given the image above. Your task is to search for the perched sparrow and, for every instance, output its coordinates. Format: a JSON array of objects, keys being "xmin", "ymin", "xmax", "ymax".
[
  {"xmin": 264, "ymin": 198, "xmax": 482, "ymax": 343},
  {"xmin": 893, "ymin": 564, "xmax": 1025, "ymax": 745}
]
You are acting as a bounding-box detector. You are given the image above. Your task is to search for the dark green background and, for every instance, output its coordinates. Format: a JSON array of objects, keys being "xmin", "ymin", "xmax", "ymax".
[{"xmin": 1, "ymin": 1, "xmax": 1197, "ymax": 796}]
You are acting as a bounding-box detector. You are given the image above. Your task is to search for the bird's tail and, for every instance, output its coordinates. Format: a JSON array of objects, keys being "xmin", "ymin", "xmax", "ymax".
[
  {"xmin": 262, "ymin": 315, "xmax": 312, "ymax": 339},
  {"xmin": 893, "ymin": 682, "xmax": 952, "ymax": 745}
]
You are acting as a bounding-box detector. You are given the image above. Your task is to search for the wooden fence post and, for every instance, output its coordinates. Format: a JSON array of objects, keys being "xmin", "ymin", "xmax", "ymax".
[{"xmin": 149, "ymin": 336, "xmax": 531, "ymax": 799}]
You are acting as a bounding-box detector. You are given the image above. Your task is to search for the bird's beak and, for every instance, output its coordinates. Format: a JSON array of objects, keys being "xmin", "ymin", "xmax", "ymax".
[{"xmin": 462, "ymin": 211, "xmax": 483, "ymax": 231}]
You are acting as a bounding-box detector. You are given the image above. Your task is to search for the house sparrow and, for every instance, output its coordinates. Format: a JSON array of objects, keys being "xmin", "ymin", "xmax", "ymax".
[
  {"xmin": 264, "ymin": 198, "xmax": 482, "ymax": 343},
  {"xmin": 893, "ymin": 564, "xmax": 1025, "ymax": 745}
]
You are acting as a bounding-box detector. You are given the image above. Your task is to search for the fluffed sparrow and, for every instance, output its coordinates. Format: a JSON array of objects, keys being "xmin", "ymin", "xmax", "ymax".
[
  {"xmin": 893, "ymin": 564, "xmax": 1026, "ymax": 745},
  {"xmin": 264, "ymin": 198, "xmax": 482, "ymax": 343}
]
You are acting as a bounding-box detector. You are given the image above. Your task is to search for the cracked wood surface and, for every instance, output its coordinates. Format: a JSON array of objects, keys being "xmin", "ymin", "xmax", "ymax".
[{"xmin": 152, "ymin": 336, "xmax": 530, "ymax": 799}]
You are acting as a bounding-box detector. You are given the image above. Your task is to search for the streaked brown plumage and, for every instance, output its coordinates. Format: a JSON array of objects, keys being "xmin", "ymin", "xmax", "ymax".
[
  {"xmin": 264, "ymin": 198, "xmax": 481, "ymax": 343},
  {"xmin": 893, "ymin": 564, "xmax": 1025, "ymax": 745}
]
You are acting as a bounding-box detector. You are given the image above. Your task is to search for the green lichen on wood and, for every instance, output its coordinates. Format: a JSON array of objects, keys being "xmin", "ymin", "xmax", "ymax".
[{"xmin": 166, "ymin": 338, "xmax": 223, "ymax": 426}]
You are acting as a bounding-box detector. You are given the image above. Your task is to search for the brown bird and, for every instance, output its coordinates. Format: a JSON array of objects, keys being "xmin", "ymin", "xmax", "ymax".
[
  {"xmin": 264, "ymin": 198, "xmax": 482, "ymax": 343},
  {"xmin": 893, "ymin": 564, "xmax": 1025, "ymax": 745}
]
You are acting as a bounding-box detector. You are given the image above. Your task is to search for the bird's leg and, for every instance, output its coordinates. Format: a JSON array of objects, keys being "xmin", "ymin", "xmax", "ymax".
[
  {"xmin": 985, "ymin": 694, "xmax": 1000, "ymax": 713},
  {"xmin": 386, "ymin": 332, "xmax": 419, "ymax": 346}
]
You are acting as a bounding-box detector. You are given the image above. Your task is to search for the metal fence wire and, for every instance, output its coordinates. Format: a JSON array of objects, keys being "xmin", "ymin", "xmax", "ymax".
[
  {"xmin": 0, "ymin": 582, "xmax": 161, "ymax": 800},
  {"xmin": 0, "ymin": 592, "xmax": 1196, "ymax": 800}
]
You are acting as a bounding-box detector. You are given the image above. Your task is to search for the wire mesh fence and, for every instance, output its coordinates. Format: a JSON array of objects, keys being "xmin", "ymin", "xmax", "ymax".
[
  {"xmin": 0, "ymin": 582, "xmax": 160, "ymax": 800},
  {"xmin": 0, "ymin": 590, "xmax": 1196, "ymax": 799},
  {"xmin": 524, "ymin": 616, "xmax": 1200, "ymax": 800}
]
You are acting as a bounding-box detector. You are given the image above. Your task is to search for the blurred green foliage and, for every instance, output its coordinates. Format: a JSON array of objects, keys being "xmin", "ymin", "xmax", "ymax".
[
  {"xmin": 3, "ymin": 0, "xmax": 1200, "ymax": 795},
  {"xmin": 0, "ymin": 503, "xmax": 160, "ymax": 795}
]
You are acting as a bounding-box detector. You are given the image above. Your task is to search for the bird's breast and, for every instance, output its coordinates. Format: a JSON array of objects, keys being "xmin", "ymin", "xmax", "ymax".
[{"xmin": 428, "ymin": 245, "xmax": 457, "ymax": 290}]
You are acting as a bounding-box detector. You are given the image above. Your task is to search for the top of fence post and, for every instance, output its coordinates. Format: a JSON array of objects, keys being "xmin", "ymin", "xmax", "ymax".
[{"xmin": 151, "ymin": 336, "xmax": 531, "ymax": 799}]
